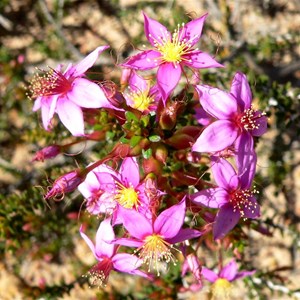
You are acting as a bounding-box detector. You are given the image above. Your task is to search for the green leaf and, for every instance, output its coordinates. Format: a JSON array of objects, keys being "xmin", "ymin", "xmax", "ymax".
[
  {"xmin": 130, "ymin": 136, "xmax": 142, "ymax": 148},
  {"xmin": 149, "ymin": 135, "xmax": 161, "ymax": 142},
  {"xmin": 142, "ymin": 148, "xmax": 152, "ymax": 159},
  {"xmin": 125, "ymin": 111, "xmax": 139, "ymax": 122}
]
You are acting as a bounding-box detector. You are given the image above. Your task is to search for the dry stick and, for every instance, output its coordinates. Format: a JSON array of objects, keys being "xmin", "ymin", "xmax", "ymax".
[{"xmin": 38, "ymin": 0, "xmax": 83, "ymax": 60}]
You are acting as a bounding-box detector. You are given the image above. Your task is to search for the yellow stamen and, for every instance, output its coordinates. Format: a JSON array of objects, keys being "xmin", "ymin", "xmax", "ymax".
[
  {"xmin": 114, "ymin": 182, "xmax": 139, "ymax": 209},
  {"xmin": 131, "ymin": 91, "xmax": 153, "ymax": 111},
  {"xmin": 211, "ymin": 278, "xmax": 232, "ymax": 299},
  {"xmin": 134, "ymin": 234, "xmax": 177, "ymax": 276}
]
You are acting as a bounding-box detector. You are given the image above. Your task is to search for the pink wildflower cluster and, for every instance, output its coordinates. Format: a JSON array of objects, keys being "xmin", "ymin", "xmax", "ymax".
[{"xmin": 30, "ymin": 11, "xmax": 267, "ymax": 294}]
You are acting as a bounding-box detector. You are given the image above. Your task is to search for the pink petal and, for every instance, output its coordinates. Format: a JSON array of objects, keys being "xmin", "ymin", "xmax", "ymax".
[
  {"xmin": 219, "ymin": 260, "xmax": 238, "ymax": 281},
  {"xmin": 251, "ymin": 111, "xmax": 268, "ymax": 136},
  {"xmin": 157, "ymin": 62, "xmax": 182, "ymax": 100},
  {"xmin": 211, "ymin": 157, "xmax": 239, "ymax": 190},
  {"xmin": 95, "ymin": 218, "xmax": 115, "ymax": 258},
  {"xmin": 128, "ymin": 71, "xmax": 148, "ymax": 93},
  {"xmin": 112, "ymin": 237, "xmax": 143, "ymax": 248},
  {"xmin": 119, "ymin": 207, "xmax": 153, "ymax": 239},
  {"xmin": 154, "ymin": 198, "xmax": 186, "ymax": 239},
  {"xmin": 213, "ymin": 204, "xmax": 240, "ymax": 240},
  {"xmin": 68, "ymin": 78, "xmax": 111, "ymax": 108},
  {"xmin": 56, "ymin": 98, "xmax": 84, "ymax": 136},
  {"xmin": 120, "ymin": 157, "xmax": 140, "ymax": 188},
  {"xmin": 168, "ymin": 228, "xmax": 202, "ymax": 244},
  {"xmin": 196, "ymin": 85, "xmax": 237, "ymax": 119},
  {"xmin": 202, "ymin": 267, "xmax": 218, "ymax": 283},
  {"xmin": 234, "ymin": 270, "xmax": 256, "ymax": 280},
  {"xmin": 143, "ymin": 12, "xmax": 171, "ymax": 47},
  {"xmin": 32, "ymin": 96, "xmax": 42, "ymax": 111},
  {"xmin": 71, "ymin": 45, "xmax": 109, "ymax": 77},
  {"xmin": 78, "ymin": 171, "xmax": 100, "ymax": 199},
  {"xmin": 178, "ymin": 14, "xmax": 208, "ymax": 47},
  {"xmin": 39, "ymin": 96, "xmax": 58, "ymax": 131},
  {"xmin": 184, "ymin": 51, "xmax": 223, "ymax": 69},
  {"xmin": 122, "ymin": 50, "xmax": 161, "ymax": 70},
  {"xmin": 242, "ymin": 196, "xmax": 260, "ymax": 219},
  {"xmin": 230, "ymin": 72, "xmax": 252, "ymax": 111},
  {"xmin": 192, "ymin": 120, "xmax": 239, "ymax": 153},
  {"xmin": 194, "ymin": 107, "xmax": 213, "ymax": 126},
  {"xmin": 112, "ymin": 253, "xmax": 142, "ymax": 272},
  {"xmin": 79, "ymin": 225, "xmax": 96, "ymax": 257},
  {"xmin": 191, "ymin": 188, "xmax": 229, "ymax": 208}
]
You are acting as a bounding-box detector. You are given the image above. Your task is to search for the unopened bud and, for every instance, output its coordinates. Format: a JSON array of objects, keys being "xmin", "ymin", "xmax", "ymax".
[
  {"xmin": 32, "ymin": 145, "xmax": 61, "ymax": 162},
  {"xmin": 45, "ymin": 169, "xmax": 85, "ymax": 200},
  {"xmin": 165, "ymin": 133, "xmax": 195, "ymax": 150},
  {"xmin": 142, "ymin": 156, "xmax": 163, "ymax": 175},
  {"xmin": 153, "ymin": 143, "xmax": 168, "ymax": 164},
  {"xmin": 159, "ymin": 101, "xmax": 185, "ymax": 130}
]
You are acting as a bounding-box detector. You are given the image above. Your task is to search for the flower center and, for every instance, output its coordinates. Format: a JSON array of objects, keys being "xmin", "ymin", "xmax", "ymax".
[
  {"xmin": 131, "ymin": 91, "xmax": 153, "ymax": 111},
  {"xmin": 212, "ymin": 278, "xmax": 232, "ymax": 299},
  {"xmin": 148, "ymin": 24, "xmax": 198, "ymax": 65},
  {"xmin": 135, "ymin": 234, "xmax": 177, "ymax": 276},
  {"xmin": 230, "ymin": 188, "xmax": 258, "ymax": 217},
  {"xmin": 114, "ymin": 182, "xmax": 139, "ymax": 209},
  {"xmin": 28, "ymin": 67, "xmax": 72, "ymax": 99},
  {"xmin": 85, "ymin": 258, "xmax": 113, "ymax": 287},
  {"xmin": 238, "ymin": 106, "xmax": 266, "ymax": 132}
]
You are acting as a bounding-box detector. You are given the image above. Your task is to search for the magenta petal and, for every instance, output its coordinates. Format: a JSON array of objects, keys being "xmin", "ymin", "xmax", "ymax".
[
  {"xmin": 112, "ymin": 237, "xmax": 143, "ymax": 248},
  {"xmin": 191, "ymin": 188, "xmax": 229, "ymax": 209},
  {"xmin": 120, "ymin": 157, "xmax": 140, "ymax": 187},
  {"xmin": 213, "ymin": 204, "xmax": 240, "ymax": 240},
  {"xmin": 112, "ymin": 253, "xmax": 142, "ymax": 272},
  {"xmin": 167, "ymin": 228, "xmax": 202, "ymax": 244},
  {"xmin": 178, "ymin": 14, "xmax": 207, "ymax": 47},
  {"xmin": 129, "ymin": 72, "xmax": 148, "ymax": 93},
  {"xmin": 143, "ymin": 12, "xmax": 171, "ymax": 47},
  {"xmin": 40, "ymin": 96, "xmax": 58, "ymax": 130},
  {"xmin": 122, "ymin": 50, "xmax": 161, "ymax": 70},
  {"xmin": 235, "ymin": 131, "xmax": 255, "ymax": 186},
  {"xmin": 242, "ymin": 196, "xmax": 260, "ymax": 218},
  {"xmin": 219, "ymin": 260, "xmax": 238, "ymax": 281},
  {"xmin": 33, "ymin": 97, "xmax": 42, "ymax": 111},
  {"xmin": 211, "ymin": 157, "xmax": 239, "ymax": 190},
  {"xmin": 68, "ymin": 78, "xmax": 110, "ymax": 108},
  {"xmin": 202, "ymin": 267, "xmax": 218, "ymax": 283},
  {"xmin": 184, "ymin": 51, "xmax": 223, "ymax": 69},
  {"xmin": 95, "ymin": 218, "xmax": 115, "ymax": 258},
  {"xmin": 230, "ymin": 72, "xmax": 252, "ymax": 110},
  {"xmin": 71, "ymin": 45, "xmax": 109, "ymax": 77},
  {"xmin": 196, "ymin": 85, "xmax": 237, "ymax": 119},
  {"xmin": 192, "ymin": 120, "xmax": 239, "ymax": 153},
  {"xmin": 157, "ymin": 63, "xmax": 181, "ymax": 100},
  {"xmin": 119, "ymin": 207, "xmax": 153, "ymax": 239},
  {"xmin": 251, "ymin": 112, "xmax": 268, "ymax": 136},
  {"xmin": 56, "ymin": 98, "xmax": 84, "ymax": 136},
  {"xmin": 154, "ymin": 198, "xmax": 186, "ymax": 239},
  {"xmin": 234, "ymin": 270, "xmax": 256, "ymax": 280}
]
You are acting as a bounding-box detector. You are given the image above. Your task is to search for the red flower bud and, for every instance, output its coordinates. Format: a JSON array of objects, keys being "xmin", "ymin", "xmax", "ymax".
[
  {"xmin": 32, "ymin": 145, "xmax": 61, "ymax": 162},
  {"xmin": 159, "ymin": 101, "xmax": 185, "ymax": 130},
  {"xmin": 142, "ymin": 156, "xmax": 163, "ymax": 175}
]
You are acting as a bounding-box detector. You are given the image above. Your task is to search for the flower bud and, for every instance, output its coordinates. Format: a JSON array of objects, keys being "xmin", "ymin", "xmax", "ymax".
[
  {"xmin": 159, "ymin": 101, "xmax": 185, "ymax": 130},
  {"xmin": 142, "ymin": 156, "xmax": 163, "ymax": 176},
  {"xmin": 152, "ymin": 143, "xmax": 168, "ymax": 164},
  {"xmin": 165, "ymin": 133, "xmax": 195, "ymax": 149},
  {"xmin": 45, "ymin": 169, "xmax": 85, "ymax": 200},
  {"xmin": 32, "ymin": 145, "xmax": 61, "ymax": 162}
]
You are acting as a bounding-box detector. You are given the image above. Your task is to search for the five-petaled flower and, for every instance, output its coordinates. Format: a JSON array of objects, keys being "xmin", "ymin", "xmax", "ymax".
[
  {"xmin": 122, "ymin": 12, "xmax": 222, "ymax": 102},
  {"xmin": 202, "ymin": 259, "xmax": 255, "ymax": 299},
  {"xmin": 80, "ymin": 218, "xmax": 149, "ymax": 287},
  {"xmin": 192, "ymin": 72, "xmax": 267, "ymax": 153},
  {"xmin": 30, "ymin": 46, "xmax": 113, "ymax": 136},
  {"xmin": 190, "ymin": 157, "xmax": 260, "ymax": 239},
  {"xmin": 112, "ymin": 198, "xmax": 202, "ymax": 275}
]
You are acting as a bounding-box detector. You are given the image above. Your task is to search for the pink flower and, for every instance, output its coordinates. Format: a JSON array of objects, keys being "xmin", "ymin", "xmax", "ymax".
[
  {"xmin": 80, "ymin": 218, "xmax": 149, "ymax": 286},
  {"xmin": 122, "ymin": 12, "xmax": 222, "ymax": 101},
  {"xmin": 181, "ymin": 253, "xmax": 202, "ymax": 292},
  {"xmin": 30, "ymin": 46, "xmax": 113, "ymax": 136},
  {"xmin": 190, "ymin": 157, "xmax": 260, "ymax": 239},
  {"xmin": 202, "ymin": 259, "xmax": 255, "ymax": 298},
  {"xmin": 124, "ymin": 71, "xmax": 160, "ymax": 112},
  {"xmin": 32, "ymin": 144, "xmax": 61, "ymax": 162},
  {"xmin": 192, "ymin": 72, "xmax": 267, "ymax": 153},
  {"xmin": 78, "ymin": 157, "xmax": 153, "ymax": 221},
  {"xmin": 112, "ymin": 198, "xmax": 202, "ymax": 275}
]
